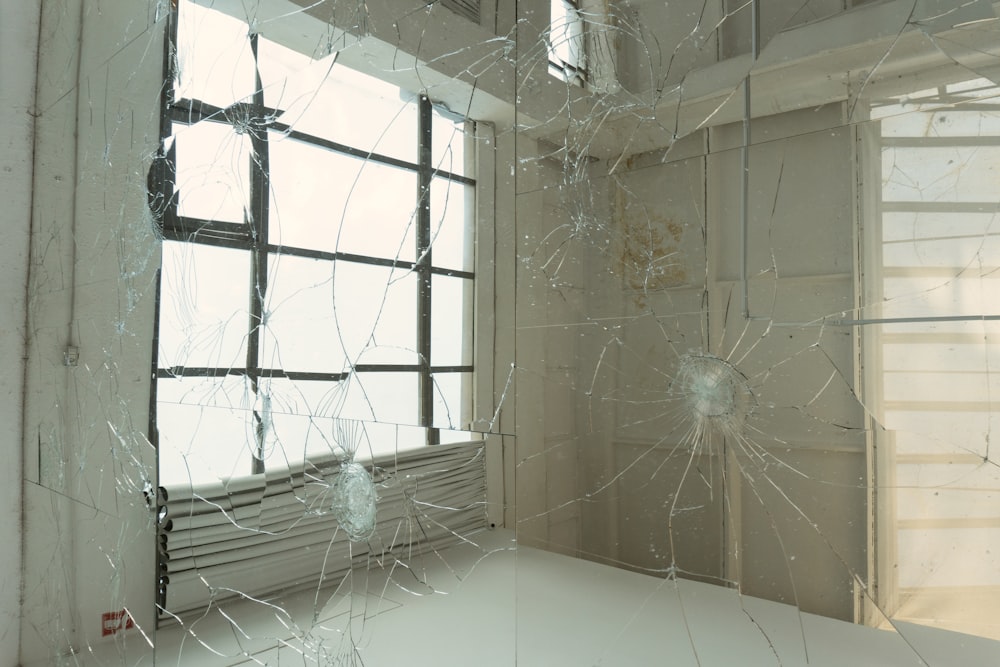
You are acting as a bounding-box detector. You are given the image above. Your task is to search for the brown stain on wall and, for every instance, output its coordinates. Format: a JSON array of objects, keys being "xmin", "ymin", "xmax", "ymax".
[{"xmin": 613, "ymin": 183, "xmax": 687, "ymax": 308}]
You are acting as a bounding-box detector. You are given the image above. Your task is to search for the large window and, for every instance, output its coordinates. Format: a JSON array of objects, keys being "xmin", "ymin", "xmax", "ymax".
[
  {"xmin": 862, "ymin": 77, "xmax": 1000, "ymax": 640},
  {"xmin": 151, "ymin": 1, "xmax": 476, "ymax": 487},
  {"xmin": 549, "ymin": 0, "xmax": 588, "ymax": 86}
]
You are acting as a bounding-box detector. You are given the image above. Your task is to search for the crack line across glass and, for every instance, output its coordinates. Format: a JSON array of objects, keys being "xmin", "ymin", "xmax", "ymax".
[{"xmin": 150, "ymin": 3, "xmax": 476, "ymax": 485}]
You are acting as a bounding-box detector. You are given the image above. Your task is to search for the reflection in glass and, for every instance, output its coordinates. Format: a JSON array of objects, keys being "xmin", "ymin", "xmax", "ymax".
[
  {"xmin": 431, "ymin": 274, "xmax": 472, "ymax": 367},
  {"xmin": 159, "ymin": 241, "xmax": 250, "ymax": 369},
  {"xmin": 18, "ymin": 0, "xmax": 1000, "ymax": 664},
  {"xmin": 174, "ymin": 1, "xmax": 254, "ymax": 107},
  {"xmin": 268, "ymin": 138, "xmax": 418, "ymax": 259},
  {"xmin": 431, "ymin": 108, "xmax": 467, "ymax": 176},
  {"xmin": 173, "ymin": 121, "xmax": 252, "ymax": 223},
  {"xmin": 259, "ymin": 40, "xmax": 420, "ymax": 162},
  {"xmin": 865, "ymin": 80, "xmax": 1000, "ymax": 638},
  {"xmin": 157, "ymin": 375, "xmax": 257, "ymax": 486},
  {"xmin": 430, "ymin": 178, "xmax": 475, "ymax": 272}
]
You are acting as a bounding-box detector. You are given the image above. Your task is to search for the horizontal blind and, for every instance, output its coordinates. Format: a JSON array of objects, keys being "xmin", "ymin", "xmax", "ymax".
[
  {"xmin": 159, "ymin": 441, "xmax": 488, "ymax": 617},
  {"xmin": 441, "ymin": 0, "xmax": 481, "ymax": 24}
]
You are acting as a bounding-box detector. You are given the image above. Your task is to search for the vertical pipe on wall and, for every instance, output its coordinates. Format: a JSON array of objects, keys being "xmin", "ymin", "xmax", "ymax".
[{"xmin": 1, "ymin": 0, "xmax": 42, "ymax": 662}]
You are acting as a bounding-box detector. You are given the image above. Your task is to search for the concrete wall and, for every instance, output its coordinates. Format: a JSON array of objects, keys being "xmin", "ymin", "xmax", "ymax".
[
  {"xmin": 559, "ymin": 103, "xmax": 867, "ymax": 620},
  {"xmin": 514, "ymin": 138, "xmax": 588, "ymax": 556},
  {"xmin": 19, "ymin": 1, "xmax": 163, "ymax": 662},
  {"xmin": 0, "ymin": 1, "xmax": 41, "ymax": 663},
  {"xmin": 709, "ymin": 105, "xmax": 865, "ymax": 618}
]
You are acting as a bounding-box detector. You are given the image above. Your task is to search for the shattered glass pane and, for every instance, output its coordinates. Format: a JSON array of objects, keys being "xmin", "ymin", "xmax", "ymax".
[
  {"xmin": 11, "ymin": 0, "xmax": 1000, "ymax": 664},
  {"xmin": 267, "ymin": 141, "xmax": 420, "ymax": 259}
]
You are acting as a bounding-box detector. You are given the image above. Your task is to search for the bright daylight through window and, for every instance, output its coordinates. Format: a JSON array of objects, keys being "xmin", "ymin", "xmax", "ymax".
[
  {"xmin": 863, "ymin": 77, "xmax": 1000, "ymax": 638},
  {"xmin": 549, "ymin": 0, "xmax": 587, "ymax": 86},
  {"xmin": 151, "ymin": 1, "xmax": 476, "ymax": 488},
  {"xmin": 145, "ymin": 0, "xmax": 487, "ymax": 622}
]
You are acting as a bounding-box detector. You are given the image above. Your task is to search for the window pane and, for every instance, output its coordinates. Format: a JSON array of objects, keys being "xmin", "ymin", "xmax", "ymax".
[
  {"xmin": 173, "ymin": 120, "xmax": 252, "ymax": 223},
  {"xmin": 336, "ymin": 262, "xmax": 419, "ymax": 365},
  {"xmin": 340, "ymin": 372, "xmax": 420, "ymax": 425},
  {"xmin": 319, "ymin": 421, "xmax": 427, "ymax": 461},
  {"xmin": 263, "ymin": 257, "xmax": 420, "ymax": 371},
  {"xmin": 432, "ymin": 110, "xmax": 467, "ymax": 176},
  {"xmin": 266, "ymin": 409, "xmax": 330, "ymax": 469},
  {"xmin": 430, "ymin": 178, "xmax": 474, "ymax": 272},
  {"xmin": 439, "ymin": 428, "xmax": 479, "ymax": 444},
  {"xmin": 550, "ymin": 0, "xmax": 569, "ymax": 64},
  {"xmin": 882, "ymin": 211, "xmax": 996, "ymax": 244},
  {"xmin": 159, "ymin": 241, "xmax": 250, "ymax": 369},
  {"xmin": 256, "ymin": 36, "xmax": 312, "ymax": 107},
  {"xmin": 157, "ymin": 375, "xmax": 257, "ymax": 486},
  {"xmin": 265, "ymin": 405, "xmax": 430, "ymax": 464},
  {"xmin": 870, "ymin": 86, "xmax": 1000, "ymax": 639},
  {"xmin": 260, "ymin": 380, "xmax": 339, "ymax": 466},
  {"xmin": 393, "ymin": 424, "xmax": 430, "ymax": 452},
  {"xmin": 431, "ymin": 275, "xmax": 472, "ymax": 367},
  {"xmin": 881, "ymin": 276, "xmax": 999, "ymax": 319},
  {"xmin": 268, "ymin": 134, "xmax": 418, "ymax": 260},
  {"xmin": 256, "ymin": 42, "xmax": 418, "ymax": 162},
  {"xmin": 309, "ymin": 416, "xmax": 371, "ymax": 461},
  {"xmin": 266, "ymin": 377, "xmax": 343, "ymax": 418},
  {"xmin": 253, "ymin": 378, "xmax": 346, "ymax": 466},
  {"xmin": 549, "ymin": 0, "xmax": 585, "ymax": 70},
  {"xmin": 261, "ymin": 255, "xmax": 345, "ymax": 373},
  {"xmin": 432, "ymin": 372, "xmax": 471, "ymax": 430},
  {"xmin": 883, "ymin": 233, "xmax": 1000, "ymax": 270},
  {"xmin": 175, "ymin": 0, "xmax": 255, "ymax": 107},
  {"xmin": 883, "ymin": 146, "xmax": 1000, "ymax": 203}
]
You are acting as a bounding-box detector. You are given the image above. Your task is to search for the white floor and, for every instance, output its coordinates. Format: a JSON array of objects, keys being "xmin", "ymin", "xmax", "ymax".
[{"xmin": 78, "ymin": 530, "xmax": 1000, "ymax": 666}]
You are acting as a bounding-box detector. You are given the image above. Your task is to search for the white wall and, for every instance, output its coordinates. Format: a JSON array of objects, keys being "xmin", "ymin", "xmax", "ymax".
[
  {"xmin": 19, "ymin": 1, "xmax": 163, "ymax": 662},
  {"xmin": 708, "ymin": 106, "xmax": 865, "ymax": 618},
  {"xmin": 545, "ymin": 103, "xmax": 867, "ymax": 619},
  {"xmin": 514, "ymin": 139, "xmax": 588, "ymax": 556},
  {"xmin": 718, "ymin": 0, "xmax": 851, "ymax": 59},
  {"xmin": 616, "ymin": 0, "xmax": 724, "ymax": 94},
  {"xmin": 0, "ymin": 1, "xmax": 41, "ymax": 662}
]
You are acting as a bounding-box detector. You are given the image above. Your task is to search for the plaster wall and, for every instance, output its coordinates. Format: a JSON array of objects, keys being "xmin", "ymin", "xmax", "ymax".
[{"xmin": 0, "ymin": 1, "xmax": 41, "ymax": 663}]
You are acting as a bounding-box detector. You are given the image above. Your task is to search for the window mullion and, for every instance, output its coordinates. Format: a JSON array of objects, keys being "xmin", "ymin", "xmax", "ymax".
[
  {"xmin": 153, "ymin": 5, "xmax": 182, "ymax": 614},
  {"xmin": 246, "ymin": 32, "xmax": 270, "ymax": 474},
  {"xmin": 417, "ymin": 96, "xmax": 438, "ymax": 445}
]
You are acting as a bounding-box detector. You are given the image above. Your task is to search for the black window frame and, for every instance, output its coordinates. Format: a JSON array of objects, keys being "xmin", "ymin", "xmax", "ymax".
[{"xmin": 148, "ymin": 3, "xmax": 477, "ymax": 480}]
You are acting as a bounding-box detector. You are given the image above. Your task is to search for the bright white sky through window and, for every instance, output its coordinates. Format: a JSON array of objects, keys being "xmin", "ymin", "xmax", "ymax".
[
  {"xmin": 868, "ymin": 78, "xmax": 1000, "ymax": 638},
  {"xmin": 158, "ymin": 0, "xmax": 474, "ymax": 487},
  {"xmin": 549, "ymin": 0, "xmax": 586, "ymax": 84}
]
